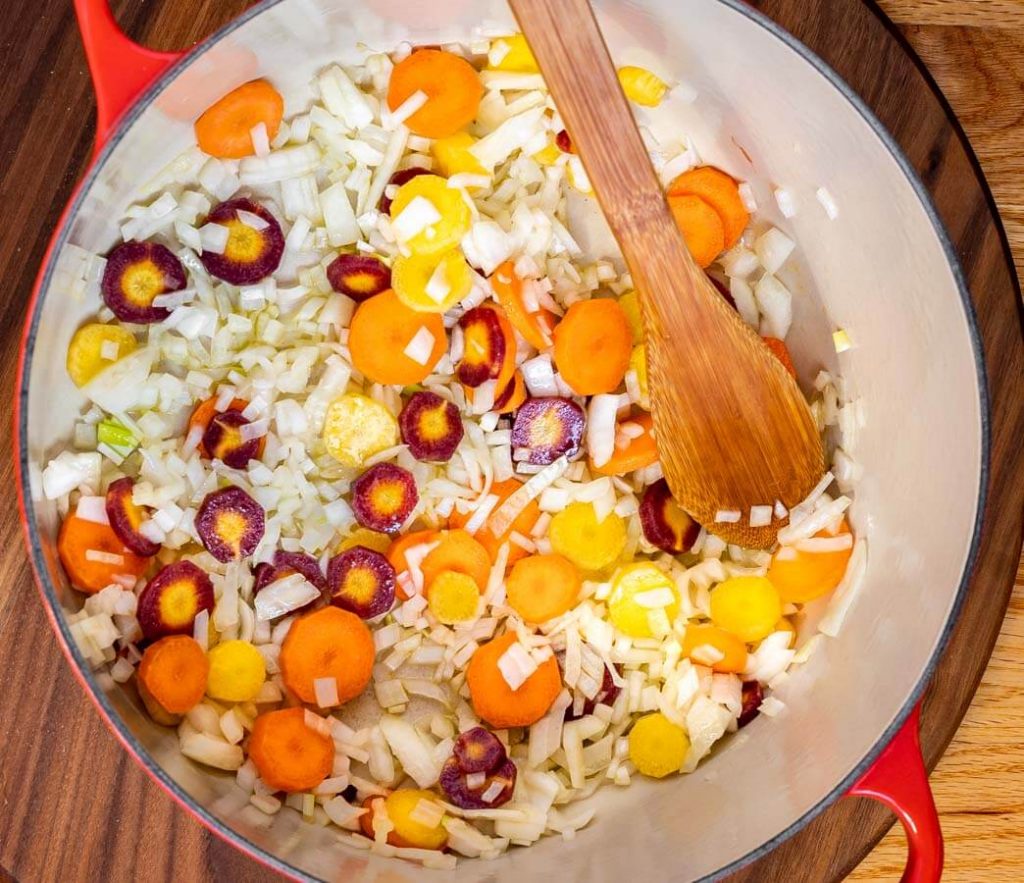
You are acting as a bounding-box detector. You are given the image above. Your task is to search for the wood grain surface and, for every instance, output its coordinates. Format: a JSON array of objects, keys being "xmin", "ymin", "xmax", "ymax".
[{"xmin": 0, "ymin": 1, "xmax": 1021, "ymax": 881}]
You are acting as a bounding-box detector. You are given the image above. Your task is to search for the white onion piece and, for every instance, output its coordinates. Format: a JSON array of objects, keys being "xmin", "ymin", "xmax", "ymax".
[
  {"xmin": 314, "ymin": 677, "xmax": 340, "ymax": 708},
  {"xmin": 489, "ymin": 456, "xmax": 569, "ymax": 538},
  {"xmin": 198, "ymin": 223, "xmax": 229, "ymax": 254},
  {"xmin": 392, "ymin": 196, "xmax": 441, "ymax": 243},
  {"xmin": 254, "ymin": 573, "xmax": 320, "ymax": 621},
  {"xmin": 388, "ymin": 89, "xmax": 428, "ymax": 126},
  {"xmin": 587, "ymin": 394, "xmax": 621, "ymax": 469},
  {"xmin": 378, "ymin": 715, "xmax": 441, "ymax": 788},
  {"xmin": 403, "ymin": 326, "xmax": 436, "ymax": 365},
  {"xmin": 236, "ymin": 208, "xmax": 269, "ymax": 231},
  {"xmin": 755, "ymin": 227, "xmax": 796, "ymax": 275},
  {"xmin": 816, "ymin": 186, "xmax": 839, "ymax": 220},
  {"xmin": 521, "ymin": 354, "xmax": 558, "ymax": 397},
  {"xmin": 754, "ymin": 274, "xmax": 793, "ymax": 339},
  {"xmin": 180, "ymin": 731, "xmax": 244, "ymax": 770},
  {"xmin": 75, "ymin": 495, "xmax": 109, "ymax": 524}
]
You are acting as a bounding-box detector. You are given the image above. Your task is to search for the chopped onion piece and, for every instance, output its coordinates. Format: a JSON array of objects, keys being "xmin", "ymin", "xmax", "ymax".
[
  {"xmin": 587, "ymin": 394, "xmax": 621, "ymax": 469},
  {"xmin": 749, "ymin": 505, "xmax": 773, "ymax": 528},
  {"xmin": 250, "ymin": 123, "xmax": 270, "ymax": 157},
  {"xmin": 755, "ymin": 227, "xmax": 795, "ymax": 275},
  {"xmin": 489, "ymin": 456, "xmax": 569, "ymax": 538},
  {"xmin": 521, "ymin": 354, "xmax": 558, "ymax": 397},
  {"xmin": 833, "ymin": 329, "xmax": 853, "ymax": 353},
  {"xmin": 314, "ymin": 677, "xmax": 340, "ymax": 708},
  {"xmin": 774, "ymin": 187, "xmax": 797, "ymax": 218},
  {"xmin": 392, "ymin": 196, "xmax": 441, "ymax": 243},
  {"xmin": 254, "ymin": 573, "xmax": 320, "ymax": 621},
  {"xmin": 403, "ymin": 326, "xmax": 436, "ymax": 365},
  {"xmin": 714, "ymin": 509, "xmax": 741, "ymax": 524},
  {"xmin": 497, "ymin": 640, "xmax": 537, "ymax": 690},
  {"xmin": 388, "ymin": 90, "xmax": 428, "ymax": 126},
  {"xmin": 199, "ymin": 223, "xmax": 230, "ymax": 254},
  {"xmin": 75, "ymin": 495, "xmax": 109, "ymax": 524},
  {"xmin": 816, "ymin": 186, "xmax": 839, "ymax": 220}
]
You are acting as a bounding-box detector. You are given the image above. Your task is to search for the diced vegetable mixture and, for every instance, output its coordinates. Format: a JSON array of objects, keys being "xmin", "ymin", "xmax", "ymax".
[{"xmin": 44, "ymin": 33, "xmax": 866, "ymax": 869}]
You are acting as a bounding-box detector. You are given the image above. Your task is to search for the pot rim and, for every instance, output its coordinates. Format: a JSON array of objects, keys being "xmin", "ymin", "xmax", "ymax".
[{"xmin": 13, "ymin": 1, "xmax": 992, "ymax": 880}]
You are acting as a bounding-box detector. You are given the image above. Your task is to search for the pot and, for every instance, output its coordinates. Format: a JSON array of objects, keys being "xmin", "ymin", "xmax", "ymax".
[{"xmin": 16, "ymin": 0, "xmax": 987, "ymax": 880}]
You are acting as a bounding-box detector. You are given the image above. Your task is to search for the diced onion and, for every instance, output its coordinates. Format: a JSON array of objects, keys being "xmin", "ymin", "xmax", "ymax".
[
  {"xmin": 587, "ymin": 394, "xmax": 621, "ymax": 469},
  {"xmin": 521, "ymin": 354, "xmax": 558, "ymax": 397},
  {"xmin": 774, "ymin": 187, "xmax": 797, "ymax": 218},
  {"xmin": 755, "ymin": 227, "xmax": 795, "ymax": 275},
  {"xmin": 714, "ymin": 509, "xmax": 741, "ymax": 524},
  {"xmin": 816, "ymin": 186, "xmax": 839, "ymax": 220},
  {"xmin": 250, "ymin": 123, "xmax": 270, "ymax": 157},
  {"xmin": 392, "ymin": 196, "xmax": 441, "ymax": 242},
  {"xmin": 198, "ymin": 223, "xmax": 230, "ymax": 254},
  {"xmin": 403, "ymin": 326, "xmax": 436, "ymax": 365},
  {"xmin": 314, "ymin": 676, "xmax": 340, "ymax": 708},
  {"xmin": 75, "ymin": 495, "xmax": 109, "ymax": 524},
  {"xmin": 254, "ymin": 573, "xmax": 320, "ymax": 621},
  {"xmin": 749, "ymin": 505, "xmax": 773, "ymax": 528}
]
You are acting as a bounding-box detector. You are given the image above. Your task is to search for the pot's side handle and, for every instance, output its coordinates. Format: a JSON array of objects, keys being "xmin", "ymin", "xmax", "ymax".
[
  {"xmin": 847, "ymin": 703, "xmax": 943, "ymax": 882},
  {"xmin": 73, "ymin": 0, "xmax": 183, "ymax": 152}
]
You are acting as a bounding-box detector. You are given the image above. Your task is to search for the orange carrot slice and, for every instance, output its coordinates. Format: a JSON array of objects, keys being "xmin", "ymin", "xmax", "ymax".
[
  {"xmin": 387, "ymin": 528, "xmax": 441, "ymax": 601},
  {"xmin": 421, "ymin": 529, "xmax": 491, "ymax": 593},
  {"xmin": 449, "ymin": 478, "xmax": 540, "ymax": 565},
  {"xmin": 490, "ymin": 261, "xmax": 553, "ymax": 350},
  {"xmin": 194, "ymin": 80, "xmax": 284, "ymax": 159},
  {"xmin": 466, "ymin": 633, "xmax": 562, "ymax": 728},
  {"xmin": 506, "ymin": 553, "xmax": 581, "ymax": 623},
  {"xmin": 680, "ymin": 625, "xmax": 748, "ymax": 674},
  {"xmin": 553, "ymin": 298, "xmax": 632, "ymax": 396},
  {"xmin": 349, "ymin": 290, "xmax": 446, "ymax": 385},
  {"xmin": 762, "ymin": 337, "xmax": 797, "ymax": 378},
  {"xmin": 58, "ymin": 512, "xmax": 149, "ymax": 594},
  {"xmin": 138, "ymin": 635, "xmax": 209, "ymax": 715},
  {"xmin": 187, "ymin": 396, "xmax": 268, "ymax": 459},
  {"xmin": 589, "ymin": 412, "xmax": 659, "ymax": 476},
  {"xmin": 248, "ymin": 707, "xmax": 334, "ymax": 792},
  {"xmin": 668, "ymin": 166, "xmax": 749, "ymax": 250},
  {"xmin": 494, "ymin": 371, "xmax": 527, "ymax": 414},
  {"xmin": 279, "ymin": 607, "xmax": 374, "ymax": 705},
  {"xmin": 667, "ymin": 194, "xmax": 726, "ymax": 268},
  {"xmin": 767, "ymin": 520, "xmax": 853, "ymax": 603},
  {"xmin": 387, "ymin": 49, "xmax": 483, "ymax": 139}
]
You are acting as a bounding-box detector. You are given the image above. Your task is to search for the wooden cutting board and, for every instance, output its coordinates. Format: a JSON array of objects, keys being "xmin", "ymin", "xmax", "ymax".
[{"xmin": 0, "ymin": 1, "xmax": 1021, "ymax": 881}]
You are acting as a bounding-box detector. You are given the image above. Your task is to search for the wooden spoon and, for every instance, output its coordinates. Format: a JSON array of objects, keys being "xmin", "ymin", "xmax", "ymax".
[{"xmin": 508, "ymin": 0, "xmax": 825, "ymax": 548}]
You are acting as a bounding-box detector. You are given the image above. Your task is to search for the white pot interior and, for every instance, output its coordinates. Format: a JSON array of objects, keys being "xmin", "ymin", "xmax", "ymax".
[{"xmin": 20, "ymin": 0, "xmax": 985, "ymax": 879}]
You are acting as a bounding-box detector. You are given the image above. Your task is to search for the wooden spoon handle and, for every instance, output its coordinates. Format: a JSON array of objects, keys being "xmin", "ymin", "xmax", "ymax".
[{"xmin": 507, "ymin": 0, "xmax": 711, "ymax": 336}]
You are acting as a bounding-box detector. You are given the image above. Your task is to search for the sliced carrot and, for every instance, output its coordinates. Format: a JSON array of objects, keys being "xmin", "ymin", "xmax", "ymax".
[
  {"xmin": 466, "ymin": 632, "xmax": 563, "ymax": 728},
  {"xmin": 138, "ymin": 636, "xmax": 209, "ymax": 716},
  {"xmin": 490, "ymin": 261, "xmax": 553, "ymax": 350},
  {"xmin": 589, "ymin": 412, "xmax": 659, "ymax": 476},
  {"xmin": 58, "ymin": 512, "xmax": 148, "ymax": 594},
  {"xmin": 763, "ymin": 336, "xmax": 797, "ymax": 379},
  {"xmin": 427, "ymin": 570, "xmax": 481, "ymax": 624},
  {"xmin": 421, "ymin": 529, "xmax": 491, "ymax": 593},
  {"xmin": 681, "ymin": 625, "xmax": 748, "ymax": 673},
  {"xmin": 767, "ymin": 520, "xmax": 853, "ymax": 603},
  {"xmin": 387, "ymin": 528, "xmax": 441, "ymax": 601},
  {"xmin": 553, "ymin": 298, "xmax": 632, "ymax": 396},
  {"xmin": 449, "ymin": 478, "xmax": 540, "ymax": 565},
  {"xmin": 668, "ymin": 166, "xmax": 749, "ymax": 250},
  {"xmin": 187, "ymin": 396, "xmax": 266, "ymax": 459},
  {"xmin": 194, "ymin": 80, "xmax": 284, "ymax": 159},
  {"xmin": 387, "ymin": 49, "xmax": 483, "ymax": 139},
  {"xmin": 279, "ymin": 607, "xmax": 374, "ymax": 705},
  {"xmin": 506, "ymin": 554, "xmax": 581, "ymax": 623},
  {"xmin": 248, "ymin": 707, "xmax": 334, "ymax": 793},
  {"xmin": 349, "ymin": 290, "xmax": 446, "ymax": 385},
  {"xmin": 494, "ymin": 371, "xmax": 527, "ymax": 414},
  {"xmin": 667, "ymin": 194, "xmax": 726, "ymax": 268}
]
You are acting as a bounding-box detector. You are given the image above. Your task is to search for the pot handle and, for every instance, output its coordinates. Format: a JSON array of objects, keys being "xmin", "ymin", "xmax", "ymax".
[
  {"xmin": 73, "ymin": 0, "xmax": 183, "ymax": 151},
  {"xmin": 847, "ymin": 703, "xmax": 943, "ymax": 882}
]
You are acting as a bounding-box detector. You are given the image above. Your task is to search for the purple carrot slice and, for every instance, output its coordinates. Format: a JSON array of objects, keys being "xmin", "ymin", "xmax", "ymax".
[
  {"xmin": 195, "ymin": 486, "xmax": 265, "ymax": 562},
  {"xmin": 199, "ymin": 198, "xmax": 284, "ymax": 285},
  {"xmin": 101, "ymin": 241, "xmax": 187, "ymax": 324}
]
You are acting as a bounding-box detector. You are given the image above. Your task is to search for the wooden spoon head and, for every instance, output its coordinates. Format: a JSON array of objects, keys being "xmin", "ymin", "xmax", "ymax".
[
  {"xmin": 643, "ymin": 276, "xmax": 826, "ymax": 549},
  {"xmin": 506, "ymin": 0, "xmax": 826, "ymax": 549}
]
